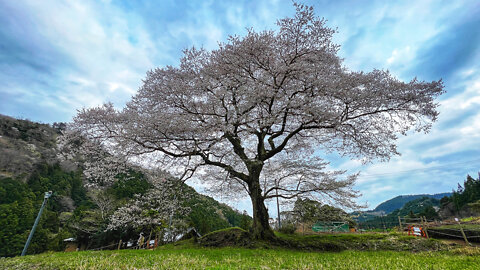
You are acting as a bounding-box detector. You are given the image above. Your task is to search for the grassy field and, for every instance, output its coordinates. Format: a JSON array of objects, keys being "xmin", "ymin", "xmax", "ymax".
[
  {"xmin": 2, "ymin": 246, "xmax": 480, "ymax": 269},
  {"xmin": 2, "ymin": 231, "xmax": 480, "ymax": 269}
]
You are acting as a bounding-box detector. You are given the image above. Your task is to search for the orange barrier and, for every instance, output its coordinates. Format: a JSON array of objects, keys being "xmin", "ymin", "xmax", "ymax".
[{"xmin": 407, "ymin": 225, "xmax": 427, "ymax": 238}]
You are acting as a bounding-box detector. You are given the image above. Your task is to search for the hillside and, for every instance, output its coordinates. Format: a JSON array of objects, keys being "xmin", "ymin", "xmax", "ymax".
[
  {"xmin": 0, "ymin": 115, "xmax": 249, "ymax": 257},
  {"xmin": 352, "ymin": 192, "xmax": 452, "ymax": 223},
  {"xmin": 358, "ymin": 197, "xmax": 441, "ymax": 229},
  {"xmin": 373, "ymin": 193, "xmax": 452, "ymax": 214},
  {"xmin": 0, "ymin": 115, "xmax": 61, "ymax": 181}
]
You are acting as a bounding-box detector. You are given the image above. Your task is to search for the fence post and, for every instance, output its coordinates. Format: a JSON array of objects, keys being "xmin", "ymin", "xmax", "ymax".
[
  {"xmin": 421, "ymin": 216, "xmax": 429, "ymax": 238},
  {"xmin": 147, "ymin": 230, "xmax": 153, "ymax": 249},
  {"xmin": 456, "ymin": 218, "xmax": 470, "ymax": 246},
  {"xmin": 117, "ymin": 240, "xmax": 122, "ymax": 250},
  {"xmin": 381, "ymin": 215, "xmax": 387, "ymax": 233},
  {"xmin": 398, "ymin": 216, "xmax": 403, "ymax": 233}
]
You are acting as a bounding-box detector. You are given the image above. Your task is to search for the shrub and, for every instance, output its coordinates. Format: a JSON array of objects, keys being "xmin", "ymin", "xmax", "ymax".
[{"xmin": 278, "ymin": 223, "xmax": 296, "ymax": 234}]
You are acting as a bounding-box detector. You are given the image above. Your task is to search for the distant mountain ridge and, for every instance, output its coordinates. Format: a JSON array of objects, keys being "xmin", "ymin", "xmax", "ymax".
[
  {"xmin": 373, "ymin": 193, "xmax": 452, "ymax": 214},
  {"xmin": 352, "ymin": 192, "xmax": 452, "ymax": 223},
  {"xmin": 357, "ymin": 196, "xmax": 443, "ymax": 229}
]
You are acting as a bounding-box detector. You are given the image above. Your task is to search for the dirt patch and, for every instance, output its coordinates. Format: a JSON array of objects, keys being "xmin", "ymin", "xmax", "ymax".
[
  {"xmin": 279, "ymin": 233, "xmax": 451, "ymax": 252},
  {"xmin": 271, "ymin": 236, "xmax": 346, "ymax": 252},
  {"xmin": 440, "ymin": 238, "xmax": 480, "ymax": 248}
]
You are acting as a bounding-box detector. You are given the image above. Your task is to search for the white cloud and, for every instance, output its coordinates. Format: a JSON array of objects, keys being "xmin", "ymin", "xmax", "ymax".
[
  {"xmin": 8, "ymin": 0, "xmax": 157, "ymax": 118},
  {"xmin": 460, "ymin": 114, "xmax": 480, "ymax": 137},
  {"xmin": 386, "ymin": 46, "xmax": 413, "ymax": 66},
  {"xmin": 329, "ymin": 0, "xmax": 472, "ymax": 75},
  {"xmin": 369, "ymin": 185, "xmax": 394, "ymax": 195}
]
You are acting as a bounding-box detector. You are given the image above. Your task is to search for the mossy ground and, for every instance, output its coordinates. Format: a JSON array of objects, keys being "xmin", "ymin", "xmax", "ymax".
[
  {"xmin": 273, "ymin": 232, "xmax": 447, "ymax": 252},
  {"xmin": 197, "ymin": 227, "xmax": 254, "ymax": 247},
  {"xmin": 195, "ymin": 227, "xmax": 447, "ymax": 252}
]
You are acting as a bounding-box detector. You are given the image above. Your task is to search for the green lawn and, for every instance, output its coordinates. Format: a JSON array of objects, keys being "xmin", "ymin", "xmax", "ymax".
[
  {"xmin": 2, "ymin": 231, "xmax": 479, "ymax": 269},
  {"xmin": 1, "ymin": 247, "xmax": 480, "ymax": 269}
]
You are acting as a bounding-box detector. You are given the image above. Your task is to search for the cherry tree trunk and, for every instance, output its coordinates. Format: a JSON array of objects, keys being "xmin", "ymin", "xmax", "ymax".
[{"xmin": 248, "ymin": 178, "xmax": 275, "ymax": 240}]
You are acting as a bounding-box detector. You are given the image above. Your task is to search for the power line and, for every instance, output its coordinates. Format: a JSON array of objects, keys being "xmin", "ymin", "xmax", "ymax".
[
  {"xmin": 359, "ymin": 159, "xmax": 480, "ymax": 178},
  {"xmin": 355, "ymin": 158, "xmax": 480, "ymax": 179}
]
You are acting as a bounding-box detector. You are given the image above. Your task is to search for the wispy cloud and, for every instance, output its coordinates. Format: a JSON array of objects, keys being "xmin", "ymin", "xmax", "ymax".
[{"xmin": 0, "ymin": 0, "xmax": 158, "ymax": 122}]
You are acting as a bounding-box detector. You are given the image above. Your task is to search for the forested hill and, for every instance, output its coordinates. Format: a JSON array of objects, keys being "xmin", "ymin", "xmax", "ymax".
[
  {"xmin": 373, "ymin": 193, "xmax": 452, "ymax": 214},
  {"xmin": 359, "ymin": 196, "xmax": 442, "ymax": 229},
  {"xmin": 352, "ymin": 192, "xmax": 452, "ymax": 223},
  {"xmin": 0, "ymin": 115, "xmax": 249, "ymax": 257}
]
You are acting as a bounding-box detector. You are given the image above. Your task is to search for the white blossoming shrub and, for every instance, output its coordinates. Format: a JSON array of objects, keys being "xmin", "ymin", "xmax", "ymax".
[{"xmin": 107, "ymin": 179, "xmax": 191, "ymax": 242}]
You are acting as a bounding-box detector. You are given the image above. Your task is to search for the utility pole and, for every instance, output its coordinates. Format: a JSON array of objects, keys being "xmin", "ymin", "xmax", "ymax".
[
  {"xmin": 421, "ymin": 216, "xmax": 429, "ymax": 239},
  {"xmin": 21, "ymin": 191, "xmax": 52, "ymax": 256},
  {"xmin": 167, "ymin": 194, "xmax": 176, "ymax": 243},
  {"xmin": 381, "ymin": 214, "xmax": 387, "ymax": 233},
  {"xmin": 398, "ymin": 216, "xmax": 403, "ymax": 233},
  {"xmin": 276, "ymin": 185, "xmax": 281, "ymax": 229},
  {"xmin": 169, "ymin": 194, "xmax": 176, "ymax": 227}
]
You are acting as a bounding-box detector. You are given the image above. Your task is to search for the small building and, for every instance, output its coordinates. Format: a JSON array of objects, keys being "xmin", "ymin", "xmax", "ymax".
[
  {"xmin": 63, "ymin": 237, "xmax": 78, "ymax": 252},
  {"xmin": 177, "ymin": 228, "xmax": 202, "ymax": 242}
]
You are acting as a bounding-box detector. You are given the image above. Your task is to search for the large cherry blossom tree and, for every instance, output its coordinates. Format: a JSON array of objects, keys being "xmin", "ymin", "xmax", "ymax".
[{"xmin": 72, "ymin": 4, "xmax": 444, "ymax": 239}]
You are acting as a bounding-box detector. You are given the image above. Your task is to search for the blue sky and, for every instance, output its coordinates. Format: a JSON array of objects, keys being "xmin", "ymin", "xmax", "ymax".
[{"xmin": 1, "ymin": 0, "xmax": 479, "ymax": 214}]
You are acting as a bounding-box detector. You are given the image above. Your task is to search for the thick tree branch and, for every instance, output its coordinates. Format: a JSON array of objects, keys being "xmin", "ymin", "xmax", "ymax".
[{"xmin": 264, "ymin": 123, "xmax": 336, "ymax": 160}]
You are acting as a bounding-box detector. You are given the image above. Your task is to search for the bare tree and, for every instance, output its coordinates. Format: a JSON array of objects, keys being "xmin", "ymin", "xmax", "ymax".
[
  {"xmin": 89, "ymin": 190, "xmax": 116, "ymax": 221},
  {"xmin": 71, "ymin": 3, "xmax": 444, "ymax": 239}
]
